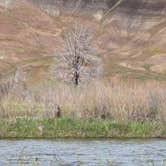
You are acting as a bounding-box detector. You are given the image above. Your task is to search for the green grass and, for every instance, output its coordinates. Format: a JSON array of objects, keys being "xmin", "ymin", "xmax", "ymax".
[{"xmin": 0, "ymin": 118, "xmax": 165, "ymax": 138}]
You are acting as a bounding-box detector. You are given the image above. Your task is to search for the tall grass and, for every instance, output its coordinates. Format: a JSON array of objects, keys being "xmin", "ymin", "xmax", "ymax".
[{"xmin": 1, "ymin": 79, "xmax": 166, "ymax": 122}]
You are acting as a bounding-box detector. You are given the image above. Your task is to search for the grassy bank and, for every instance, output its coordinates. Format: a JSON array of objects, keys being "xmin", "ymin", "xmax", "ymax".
[
  {"xmin": 0, "ymin": 118, "xmax": 166, "ymax": 138},
  {"xmin": 1, "ymin": 77, "xmax": 166, "ymax": 138}
]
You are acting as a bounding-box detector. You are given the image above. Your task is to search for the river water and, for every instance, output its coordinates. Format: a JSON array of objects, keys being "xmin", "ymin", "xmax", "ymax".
[{"xmin": 0, "ymin": 139, "xmax": 166, "ymax": 166}]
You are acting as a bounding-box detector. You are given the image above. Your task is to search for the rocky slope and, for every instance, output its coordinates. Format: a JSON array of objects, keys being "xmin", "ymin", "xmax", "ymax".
[{"xmin": 0, "ymin": 0, "xmax": 166, "ymax": 81}]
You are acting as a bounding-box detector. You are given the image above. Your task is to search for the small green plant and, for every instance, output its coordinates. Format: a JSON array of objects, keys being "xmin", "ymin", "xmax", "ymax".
[{"xmin": 143, "ymin": 64, "xmax": 152, "ymax": 72}]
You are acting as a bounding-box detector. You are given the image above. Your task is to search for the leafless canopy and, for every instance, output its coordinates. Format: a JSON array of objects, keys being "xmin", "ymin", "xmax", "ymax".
[{"xmin": 51, "ymin": 24, "xmax": 102, "ymax": 85}]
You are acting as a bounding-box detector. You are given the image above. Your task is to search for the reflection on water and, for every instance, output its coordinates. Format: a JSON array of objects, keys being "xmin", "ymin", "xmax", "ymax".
[{"xmin": 0, "ymin": 139, "xmax": 166, "ymax": 166}]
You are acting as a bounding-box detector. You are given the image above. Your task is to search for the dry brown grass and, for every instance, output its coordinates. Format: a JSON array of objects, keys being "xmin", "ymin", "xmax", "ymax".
[
  {"xmin": 0, "ymin": 78, "xmax": 166, "ymax": 122},
  {"xmin": 47, "ymin": 80, "xmax": 166, "ymax": 122}
]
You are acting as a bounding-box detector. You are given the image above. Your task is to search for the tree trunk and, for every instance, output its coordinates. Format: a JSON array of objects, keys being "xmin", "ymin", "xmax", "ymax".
[{"xmin": 73, "ymin": 70, "xmax": 79, "ymax": 86}]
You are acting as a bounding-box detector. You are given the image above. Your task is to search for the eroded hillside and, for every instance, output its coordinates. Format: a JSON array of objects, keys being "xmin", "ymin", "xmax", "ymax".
[{"xmin": 0, "ymin": 0, "xmax": 166, "ymax": 82}]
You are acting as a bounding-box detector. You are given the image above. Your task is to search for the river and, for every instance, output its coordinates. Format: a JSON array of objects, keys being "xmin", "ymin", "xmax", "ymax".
[{"xmin": 0, "ymin": 139, "xmax": 166, "ymax": 166}]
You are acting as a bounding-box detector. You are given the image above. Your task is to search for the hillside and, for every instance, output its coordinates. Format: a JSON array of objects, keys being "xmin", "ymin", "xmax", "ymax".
[{"xmin": 0, "ymin": 0, "xmax": 166, "ymax": 82}]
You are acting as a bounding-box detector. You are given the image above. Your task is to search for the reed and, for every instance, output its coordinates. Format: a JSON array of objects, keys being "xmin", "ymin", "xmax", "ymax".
[{"xmin": 0, "ymin": 79, "xmax": 166, "ymax": 122}]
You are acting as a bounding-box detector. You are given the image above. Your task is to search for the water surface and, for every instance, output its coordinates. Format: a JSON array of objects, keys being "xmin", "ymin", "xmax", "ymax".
[{"xmin": 0, "ymin": 139, "xmax": 166, "ymax": 166}]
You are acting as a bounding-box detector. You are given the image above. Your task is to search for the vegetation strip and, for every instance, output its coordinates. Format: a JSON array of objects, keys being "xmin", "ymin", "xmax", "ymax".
[{"xmin": 0, "ymin": 118, "xmax": 165, "ymax": 139}]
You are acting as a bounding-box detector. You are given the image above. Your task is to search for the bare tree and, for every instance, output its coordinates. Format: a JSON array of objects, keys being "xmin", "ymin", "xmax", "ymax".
[{"xmin": 51, "ymin": 24, "xmax": 102, "ymax": 86}]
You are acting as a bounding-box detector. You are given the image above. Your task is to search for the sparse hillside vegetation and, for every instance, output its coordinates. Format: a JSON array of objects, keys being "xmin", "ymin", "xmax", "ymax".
[{"xmin": 0, "ymin": 0, "xmax": 165, "ymax": 81}]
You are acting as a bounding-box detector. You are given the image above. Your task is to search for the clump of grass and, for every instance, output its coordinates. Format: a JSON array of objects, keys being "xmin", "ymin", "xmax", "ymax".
[{"xmin": 143, "ymin": 64, "xmax": 152, "ymax": 72}]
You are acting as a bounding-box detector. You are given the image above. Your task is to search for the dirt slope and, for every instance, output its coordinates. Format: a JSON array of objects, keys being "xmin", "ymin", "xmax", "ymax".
[{"xmin": 0, "ymin": 0, "xmax": 166, "ymax": 81}]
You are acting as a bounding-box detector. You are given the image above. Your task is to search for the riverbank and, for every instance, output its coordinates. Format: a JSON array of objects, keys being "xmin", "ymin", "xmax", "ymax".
[{"xmin": 0, "ymin": 118, "xmax": 165, "ymax": 138}]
